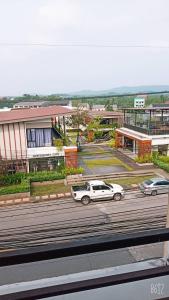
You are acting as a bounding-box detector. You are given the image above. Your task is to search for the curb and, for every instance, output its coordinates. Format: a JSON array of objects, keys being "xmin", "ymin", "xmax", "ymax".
[
  {"xmin": 0, "ymin": 185, "xmax": 140, "ymax": 208},
  {"xmin": 0, "ymin": 192, "xmax": 71, "ymax": 207}
]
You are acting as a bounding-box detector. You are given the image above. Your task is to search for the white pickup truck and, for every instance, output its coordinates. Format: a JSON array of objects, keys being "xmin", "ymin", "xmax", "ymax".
[{"xmin": 71, "ymin": 180, "xmax": 124, "ymax": 205}]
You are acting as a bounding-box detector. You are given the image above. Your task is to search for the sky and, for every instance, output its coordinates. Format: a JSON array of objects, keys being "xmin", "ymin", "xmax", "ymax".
[{"xmin": 0, "ymin": 0, "xmax": 169, "ymax": 95}]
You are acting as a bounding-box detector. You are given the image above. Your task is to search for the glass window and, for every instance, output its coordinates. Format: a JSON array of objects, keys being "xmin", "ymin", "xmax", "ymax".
[
  {"xmin": 27, "ymin": 128, "xmax": 52, "ymax": 148},
  {"xmin": 101, "ymin": 185, "xmax": 111, "ymax": 190},
  {"xmin": 161, "ymin": 181, "xmax": 169, "ymax": 185},
  {"xmin": 144, "ymin": 180, "xmax": 153, "ymax": 185},
  {"xmin": 93, "ymin": 186, "xmax": 101, "ymax": 191}
]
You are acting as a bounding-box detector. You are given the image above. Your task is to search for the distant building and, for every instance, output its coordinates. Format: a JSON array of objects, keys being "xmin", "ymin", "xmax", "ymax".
[
  {"xmin": 88, "ymin": 110, "xmax": 123, "ymax": 127},
  {"xmin": 13, "ymin": 99, "xmax": 72, "ymax": 109},
  {"xmin": 134, "ymin": 97, "xmax": 146, "ymax": 108},
  {"xmin": 75, "ymin": 103, "xmax": 90, "ymax": 110},
  {"xmin": 13, "ymin": 101, "xmax": 48, "ymax": 109},
  {"xmin": 92, "ymin": 105, "xmax": 105, "ymax": 111},
  {"xmin": 152, "ymin": 101, "xmax": 169, "ymax": 108}
]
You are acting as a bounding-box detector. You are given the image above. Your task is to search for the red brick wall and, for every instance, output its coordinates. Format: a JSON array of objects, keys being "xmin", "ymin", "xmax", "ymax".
[
  {"xmin": 115, "ymin": 131, "xmax": 123, "ymax": 148},
  {"xmin": 64, "ymin": 147, "xmax": 78, "ymax": 168},
  {"xmin": 138, "ymin": 140, "xmax": 152, "ymax": 157}
]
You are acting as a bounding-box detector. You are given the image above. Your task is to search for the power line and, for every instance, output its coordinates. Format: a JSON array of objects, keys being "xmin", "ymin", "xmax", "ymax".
[{"xmin": 0, "ymin": 42, "xmax": 169, "ymax": 49}]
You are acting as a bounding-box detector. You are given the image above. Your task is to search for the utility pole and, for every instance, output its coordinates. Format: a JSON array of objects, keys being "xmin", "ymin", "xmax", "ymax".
[{"xmin": 163, "ymin": 189, "xmax": 169, "ymax": 262}]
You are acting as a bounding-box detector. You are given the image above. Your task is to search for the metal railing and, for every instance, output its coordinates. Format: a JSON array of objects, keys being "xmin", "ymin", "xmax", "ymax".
[
  {"xmin": 0, "ymin": 229, "xmax": 169, "ymax": 299},
  {"xmin": 124, "ymin": 123, "xmax": 169, "ymax": 135}
]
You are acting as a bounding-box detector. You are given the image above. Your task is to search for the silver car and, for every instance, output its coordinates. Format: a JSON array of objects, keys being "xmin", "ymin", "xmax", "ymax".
[{"xmin": 139, "ymin": 177, "xmax": 169, "ymax": 196}]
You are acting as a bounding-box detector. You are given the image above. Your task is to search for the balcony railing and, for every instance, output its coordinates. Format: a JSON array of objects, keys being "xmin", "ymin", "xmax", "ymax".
[{"xmin": 124, "ymin": 123, "xmax": 169, "ymax": 135}]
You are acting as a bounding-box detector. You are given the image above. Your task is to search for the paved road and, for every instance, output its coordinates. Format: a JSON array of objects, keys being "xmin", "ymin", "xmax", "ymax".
[
  {"xmin": 0, "ymin": 190, "xmax": 168, "ymax": 250},
  {"xmin": 0, "ymin": 191, "xmax": 167, "ymax": 286}
]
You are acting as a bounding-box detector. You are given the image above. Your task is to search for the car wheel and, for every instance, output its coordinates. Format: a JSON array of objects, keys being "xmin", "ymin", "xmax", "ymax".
[
  {"xmin": 151, "ymin": 190, "xmax": 157, "ymax": 196},
  {"xmin": 113, "ymin": 193, "xmax": 122, "ymax": 201},
  {"xmin": 81, "ymin": 196, "xmax": 91, "ymax": 205}
]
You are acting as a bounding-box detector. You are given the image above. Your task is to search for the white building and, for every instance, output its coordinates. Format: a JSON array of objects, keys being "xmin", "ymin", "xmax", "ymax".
[{"xmin": 134, "ymin": 97, "xmax": 145, "ymax": 108}]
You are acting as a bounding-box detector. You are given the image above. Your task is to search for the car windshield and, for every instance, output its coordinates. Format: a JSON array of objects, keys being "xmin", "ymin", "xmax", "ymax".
[{"xmin": 144, "ymin": 180, "xmax": 153, "ymax": 185}]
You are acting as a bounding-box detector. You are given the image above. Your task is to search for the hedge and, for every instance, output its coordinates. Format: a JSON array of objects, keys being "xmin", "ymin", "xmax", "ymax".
[
  {"xmin": 30, "ymin": 172, "xmax": 65, "ymax": 183},
  {"xmin": 0, "ymin": 179, "xmax": 30, "ymax": 195},
  {"xmin": 0, "ymin": 167, "xmax": 84, "ymax": 195},
  {"xmin": 153, "ymin": 158, "xmax": 169, "ymax": 173}
]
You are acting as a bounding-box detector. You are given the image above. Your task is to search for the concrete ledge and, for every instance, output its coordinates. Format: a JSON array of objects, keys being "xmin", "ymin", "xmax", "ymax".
[
  {"xmin": 0, "ymin": 192, "xmax": 30, "ymax": 201},
  {"xmin": 0, "ymin": 191, "xmax": 71, "ymax": 207}
]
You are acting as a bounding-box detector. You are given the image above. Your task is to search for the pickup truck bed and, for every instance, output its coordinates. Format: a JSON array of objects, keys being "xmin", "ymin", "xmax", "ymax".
[{"xmin": 72, "ymin": 185, "xmax": 87, "ymax": 192}]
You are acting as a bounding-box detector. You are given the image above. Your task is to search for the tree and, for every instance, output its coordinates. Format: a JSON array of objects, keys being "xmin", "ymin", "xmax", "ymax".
[{"xmin": 66, "ymin": 103, "xmax": 89, "ymax": 146}]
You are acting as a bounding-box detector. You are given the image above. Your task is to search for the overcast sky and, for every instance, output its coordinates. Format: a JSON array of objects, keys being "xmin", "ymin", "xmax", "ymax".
[{"xmin": 0, "ymin": 0, "xmax": 169, "ymax": 96}]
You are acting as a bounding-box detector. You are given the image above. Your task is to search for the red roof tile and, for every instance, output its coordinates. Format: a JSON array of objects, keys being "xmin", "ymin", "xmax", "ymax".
[{"xmin": 0, "ymin": 106, "xmax": 73, "ymax": 124}]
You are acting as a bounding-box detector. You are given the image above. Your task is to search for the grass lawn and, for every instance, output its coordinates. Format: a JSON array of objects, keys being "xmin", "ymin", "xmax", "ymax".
[
  {"xmin": 107, "ymin": 175, "xmax": 153, "ymax": 186},
  {"xmin": 84, "ymin": 157, "xmax": 133, "ymax": 171},
  {"xmin": 31, "ymin": 183, "xmax": 70, "ymax": 196},
  {"xmin": 79, "ymin": 150, "xmax": 108, "ymax": 156},
  {"xmin": 31, "ymin": 175, "xmax": 154, "ymax": 196}
]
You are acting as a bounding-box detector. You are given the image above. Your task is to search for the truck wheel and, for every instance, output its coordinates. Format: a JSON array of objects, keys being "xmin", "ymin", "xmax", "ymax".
[
  {"xmin": 81, "ymin": 196, "xmax": 90, "ymax": 205},
  {"xmin": 113, "ymin": 193, "xmax": 122, "ymax": 201}
]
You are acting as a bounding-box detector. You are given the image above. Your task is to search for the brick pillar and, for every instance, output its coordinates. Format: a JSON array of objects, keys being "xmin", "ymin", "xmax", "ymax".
[
  {"xmin": 138, "ymin": 140, "xmax": 152, "ymax": 157},
  {"xmin": 115, "ymin": 131, "xmax": 123, "ymax": 148},
  {"xmin": 87, "ymin": 130, "xmax": 94, "ymax": 142},
  {"xmin": 64, "ymin": 146, "xmax": 78, "ymax": 168}
]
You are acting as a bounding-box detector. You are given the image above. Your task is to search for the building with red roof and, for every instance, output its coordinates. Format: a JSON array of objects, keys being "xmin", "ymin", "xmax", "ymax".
[{"xmin": 0, "ymin": 106, "xmax": 77, "ymax": 174}]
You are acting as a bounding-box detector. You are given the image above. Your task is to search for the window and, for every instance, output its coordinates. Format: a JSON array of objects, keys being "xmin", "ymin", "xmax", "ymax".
[
  {"xmin": 93, "ymin": 186, "xmax": 102, "ymax": 191},
  {"xmin": 144, "ymin": 180, "xmax": 153, "ymax": 185},
  {"xmin": 161, "ymin": 181, "xmax": 169, "ymax": 185},
  {"xmin": 155, "ymin": 181, "xmax": 164, "ymax": 186},
  {"xmin": 101, "ymin": 185, "xmax": 111, "ymax": 190},
  {"xmin": 27, "ymin": 128, "xmax": 52, "ymax": 148}
]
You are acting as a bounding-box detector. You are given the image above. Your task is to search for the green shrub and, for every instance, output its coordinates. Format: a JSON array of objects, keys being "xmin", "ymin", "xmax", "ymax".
[
  {"xmin": 135, "ymin": 154, "xmax": 152, "ymax": 164},
  {"xmin": 53, "ymin": 139, "xmax": 64, "ymax": 150},
  {"xmin": 152, "ymin": 151, "xmax": 159, "ymax": 160},
  {"xmin": 30, "ymin": 171, "xmax": 65, "ymax": 182},
  {"xmin": 64, "ymin": 167, "xmax": 84, "ymax": 176},
  {"xmin": 94, "ymin": 131, "xmax": 103, "ymax": 139},
  {"xmin": 108, "ymin": 139, "xmax": 115, "ymax": 148},
  {"xmin": 158, "ymin": 155, "xmax": 169, "ymax": 163},
  {"xmin": 0, "ymin": 167, "xmax": 84, "ymax": 195},
  {"xmin": 0, "ymin": 179, "xmax": 30, "ymax": 195},
  {"xmin": 153, "ymin": 158, "xmax": 169, "ymax": 173},
  {"xmin": 0, "ymin": 172, "xmax": 27, "ymax": 186}
]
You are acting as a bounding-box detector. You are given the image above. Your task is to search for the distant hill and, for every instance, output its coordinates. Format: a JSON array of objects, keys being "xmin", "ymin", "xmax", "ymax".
[{"xmin": 68, "ymin": 85, "xmax": 169, "ymax": 97}]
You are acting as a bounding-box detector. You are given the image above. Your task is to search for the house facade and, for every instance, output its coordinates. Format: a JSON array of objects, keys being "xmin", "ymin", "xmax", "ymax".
[
  {"xmin": 115, "ymin": 108, "xmax": 169, "ymax": 157},
  {"xmin": 0, "ymin": 106, "xmax": 77, "ymax": 174}
]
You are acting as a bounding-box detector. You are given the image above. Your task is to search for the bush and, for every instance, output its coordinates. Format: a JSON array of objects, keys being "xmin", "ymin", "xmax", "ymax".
[
  {"xmin": 0, "ymin": 167, "xmax": 84, "ymax": 195},
  {"xmin": 0, "ymin": 172, "xmax": 27, "ymax": 186},
  {"xmin": 94, "ymin": 131, "xmax": 103, "ymax": 139},
  {"xmin": 64, "ymin": 167, "xmax": 84, "ymax": 176},
  {"xmin": 53, "ymin": 139, "xmax": 64, "ymax": 150},
  {"xmin": 135, "ymin": 154, "xmax": 153, "ymax": 164},
  {"xmin": 153, "ymin": 158, "xmax": 169, "ymax": 173},
  {"xmin": 158, "ymin": 155, "xmax": 169, "ymax": 163},
  {"xmin": 0, "ymin": 179, "xmax": 30, "ymax": 195},
  {"xmin": 108, "ymin": 139, "xmax": 115, "ymax": 148},
  {"xmin": 29, "ymin": 171, "xmax": 65, "ymax": 182}
]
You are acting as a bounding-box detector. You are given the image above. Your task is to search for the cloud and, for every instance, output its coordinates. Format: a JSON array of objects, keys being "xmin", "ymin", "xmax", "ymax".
[{"xmin": 37, "ymin": 0, "xmax": 80, "ymax": 30}]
